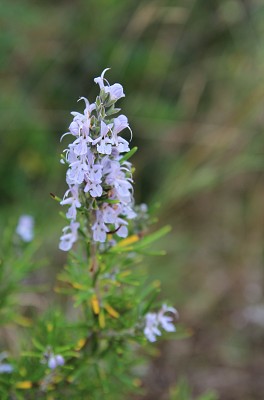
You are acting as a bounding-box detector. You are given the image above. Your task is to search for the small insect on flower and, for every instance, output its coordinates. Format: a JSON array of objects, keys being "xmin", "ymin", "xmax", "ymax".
[{"xmin": 16, "ymin": 215, "xmax": 34, "ymax": 242}]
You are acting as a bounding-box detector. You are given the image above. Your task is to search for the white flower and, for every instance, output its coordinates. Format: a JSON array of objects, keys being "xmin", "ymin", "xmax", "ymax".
[
  {"xmin": 144, "ymin": 313, "xmax": 162, "ymax": 342},
  {"xmin": 105, "ymin": 83, "xmax": 125, "ymax": 101},
  {"xmin": 16, "ymin": 215, "xmax": 34, "ymax": 242},
  {"xmin": 97, "ymin": 137, "xmax": 112, "ymax": 155},
  {"xmin": 78, "ymin": 96, "xmax": 96, "ymax": 116},
  {"xmin": 101, "ymin": 204, "xmax": 118, "ymax": 224},
  {"xmin": 59, "ymin": 221, "xmax": 80, "ymax": 252},
  {"xmin": 157, "ymin": 304, "xmax": 178, "ymax": 333},
  {"xmin": 116, "ymin": 224, "xmax": 128, "ymax": 238},
  {"xmin": 0, "ymin": 364, "xmax": 13, "ymax": 373},
  {"xmin": 94, "ymin": 68, "xmax": 125, "ymax": 100},
  {"xmin": 92, "ymin": 212, "xmax": 108, "ymax": 243},
  {"xmin": 60, "ymin": 185, "xmax": 81, "ymax": 221},
  {"xmin": 72, "ymin": 136, "xmax": 88, "ymax": 156},
  {"xmin": 84, "ymin": 164, "xmax": 103, "ymax": 197},
  {"xmin": 47, "ymin": 354, "xmax": 65, "ymax": 369},
  {"xmin": 144, "ymin": 304, "xmax": 178, "ymax": 342},
  {"xmin": 104, "ymin": 160, "xmax": 133, "ymax": 203},
  {"xmin": 0, "ymin": 352, "xmax": 13, "ymax": 374}
]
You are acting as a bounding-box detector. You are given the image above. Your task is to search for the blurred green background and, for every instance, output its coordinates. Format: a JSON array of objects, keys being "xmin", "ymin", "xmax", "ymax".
[{"xmin": 1, "ymin": 0, "xmax": 264, "ymax": 398}]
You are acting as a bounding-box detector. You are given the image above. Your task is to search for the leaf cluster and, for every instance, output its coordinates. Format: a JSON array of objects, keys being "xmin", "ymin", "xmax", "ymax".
[{"xmin": 0, "ymin": 218, "xmax": 182, "ymax": 399}]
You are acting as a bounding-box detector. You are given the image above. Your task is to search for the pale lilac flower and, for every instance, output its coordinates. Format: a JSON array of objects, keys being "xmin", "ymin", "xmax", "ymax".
[
  {"xmin": 144, "ymin": 313, "xmax": 162, "ymax": 343},
  {"xmin": 94, "ymin": 68, "xmax": 110, "ymax": 89},
  {"xmin": 72, "ymin": 136, "xmax": 88, "ymax": 156},
  {"xmin": 94, "ymin": 68, "xmax": 125, "ymax": 100},
  {"xmin": 105, "ymin": 83, "xmax": 125, "ymax": 101},
  {"xmin": 240, "ymin": 304, "xmax": 264, "ymax": 327},
  {"xmin": 116, "ymin": 224, "xmax": 128, "ymax": 238},
  {"xmin": 121, "ymin": 204, "xmax": 137, "ymax": 220},
  {"xmin": 97, "ymin": 137, "xmax": 112, "ymax": 155},
  {"xmin": 66, "ymin": 151, "xmax": 91, "ymax": 186},
  {"xmin": 0, "ymin": 352, "xmax": 13, "ymax": 374},
  {"xmin": 61, "ymin": 97, "xmax": 95, "ymax": 142},
  {"xmin": 48, "ymin": 354, "xmax": 65, "ymax": 369},
  {"xmin": 117, "ymin": 137, "xmax": 130, "ymax": 153},
  {"xmin": 91, "ymin": 203, "xmax": 132, "ymax": 242},
  {"xmin": 0, "ymin": 364, "xmax": 13, "ymax": 373},
  {"xmin": 104, "ymin": 160, "xmax": 133, "ymax": 203},
  {"xmin": 139, "ymin": 203, "xmax": 148, "ymax": 213},
  {"xmin": 110, "ymin": 115, "xmax": 131, "ymax": 151},
  {"xmin": 101, "ymin": 120, "xmax": 111, "ymax": 137},
  {"xmin": 60, "ymin": 186, "xmax": 81, "ymax": 221},
  {"xmin": 78, "ymin": 96, "xmax": 96, "ymax": 117},
  {"xmin": 68, "ymin": 120, "xmax": 80, "ymax": 136},
  {"xmin": 144, "ymin": 304, "xmax": 178, "ymax": 342},
  {"xmin": 112, "ymin": 114, "xmax": 130, "ymax": 136},
  {"xmin": 157, "ymin": 304, "xmax": 178, "ymax": 333},
  {"xmin": 96, "ymin": 121, "xmax": 113, "ymax": 155},
  {"xmin": 59, "ymin": 221, "xmax": 80, "ymax": 252},
  {"xmin": 101, "ymin": 204, "xmax": 118, "ymax": 224},
  {"xmin": 16, "ymin": 215, "xmax": 34, "ymax": 242},
  {"xmin": 84, "ymin": 164, "xmax": 103, "ymax": 197},
  {"xmin": 92, "ymin": 213, "xmax": 108, "ymax": 243}
]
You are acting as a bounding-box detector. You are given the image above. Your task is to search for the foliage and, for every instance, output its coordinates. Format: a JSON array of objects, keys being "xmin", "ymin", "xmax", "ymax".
[
  {"xmin": 1, "ymin": 0, "xmax": 264, "ymax": 398},
  {"xmin": 0, "ymin": 216, "xmax": 177, "ymax": 399},
  {"xmin": 0, "ymin": 72, "xmax": 183, "ymax": 399}
]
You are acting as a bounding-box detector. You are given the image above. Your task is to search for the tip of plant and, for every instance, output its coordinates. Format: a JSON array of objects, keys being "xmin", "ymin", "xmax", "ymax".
[
  {"xmin": 162, "ymin": 225, "xmax": 172, "ymax": 234},
  {"xmin": 50, "ymin": 193, "xmax": 62, "ymax": 202}
]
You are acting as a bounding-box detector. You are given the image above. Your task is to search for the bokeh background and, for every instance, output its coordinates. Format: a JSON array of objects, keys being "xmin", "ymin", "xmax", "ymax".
[{"xmin": 1, "ymin": 0, "xmax": 264, "ymax": 399}]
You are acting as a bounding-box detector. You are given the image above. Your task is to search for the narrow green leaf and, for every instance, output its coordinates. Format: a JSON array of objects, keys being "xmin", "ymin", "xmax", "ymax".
[
  {"xmin": 32, "ymin": 338, "xmax": 45, "ymax": 352},
  {"xmin": 50, "ymin": 193, "xmax": 62, "ymax": 202},
  {"xmin": 132, "ymin": 225, "xmax": 171, "ymax": 251},
  {"xmin": 136, "ymin": 249, "xmax": 166, "ymax": 256},
  {"xmin": 109, "ymin": 226, "xmax": 171, "ymax": 254},
  {"xmin": 101, "ymin": 198, "xmax": 120, "ymax": 204},
  {"xmin": 21, "ymin": 352, "xmax": 41, "ymax": 358},
  {"xmin": 120, "ymin": 147, "xmax": 138, "ymax": 164}
]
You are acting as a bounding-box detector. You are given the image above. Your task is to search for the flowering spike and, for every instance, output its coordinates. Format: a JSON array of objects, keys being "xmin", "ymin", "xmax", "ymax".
[{"xmin": 59, "ymin": 69, "xmax": 136, "ymax": 251}]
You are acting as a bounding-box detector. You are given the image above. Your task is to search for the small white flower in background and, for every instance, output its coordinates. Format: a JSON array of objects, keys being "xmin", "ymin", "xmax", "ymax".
[
  {"xmin": 157, "ymin": 304, "xmax": 178, "ymax": 332},
  {"xmin": 241, "ymin": 304, "xmax": 264, "ymax": 327},
  {"xmin": 48, "ymin": 354, "xmax": 65, "ymax": 369},
  {"xmin": 0, "ymin": 352, "xmax": 13, "ymax": 374},
  {"xmin": 16, "ymin": 215, "xmax": 34, "ymax": 242},
  {"xmin": 144, "ymin": 304, "xmax": 178, "ymax": 342}
]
